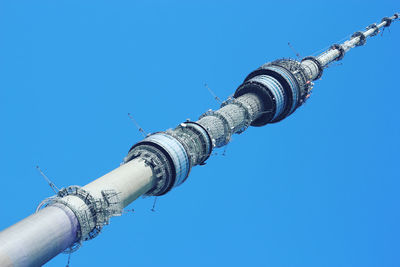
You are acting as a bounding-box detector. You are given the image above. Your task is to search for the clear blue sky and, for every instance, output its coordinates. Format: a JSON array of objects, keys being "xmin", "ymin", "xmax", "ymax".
[{"xmin": 0, "ymin": 1, "xmax": 399, "ymax": 266}]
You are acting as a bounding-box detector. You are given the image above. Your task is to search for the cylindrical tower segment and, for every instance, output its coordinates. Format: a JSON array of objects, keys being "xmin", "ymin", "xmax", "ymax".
[
  {"xmin": 0, "ymin": 204, "xmax": 79, "ymax": 267},
  {"xmin": 234, "ymin": 59, "xmax": 312, "ymax": 125}
]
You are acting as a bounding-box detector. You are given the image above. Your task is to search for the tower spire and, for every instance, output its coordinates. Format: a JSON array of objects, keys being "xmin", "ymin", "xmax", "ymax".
[{"xmin": 301, "ymin": 13, "xmax": 399, "ymax": 81}]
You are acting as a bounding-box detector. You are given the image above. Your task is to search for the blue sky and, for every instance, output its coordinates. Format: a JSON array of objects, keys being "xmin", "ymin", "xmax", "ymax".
[{"xmin": 0, "ymin": 1, "xmax": 399, "ymax": 266}]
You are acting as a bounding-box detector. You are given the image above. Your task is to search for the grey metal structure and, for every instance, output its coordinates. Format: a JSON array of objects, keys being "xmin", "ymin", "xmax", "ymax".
[{"xmin": 0, "ymin": 13, "xmax": 398, "ymax": 267}]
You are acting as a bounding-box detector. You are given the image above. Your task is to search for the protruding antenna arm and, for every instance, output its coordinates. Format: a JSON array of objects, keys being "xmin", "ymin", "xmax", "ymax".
[{"xmin": 36, "ymin": 166, "xmax": 60, "ymax": 194}]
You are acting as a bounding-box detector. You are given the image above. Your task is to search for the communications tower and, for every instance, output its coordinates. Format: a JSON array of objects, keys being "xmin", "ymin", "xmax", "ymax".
[{"xmin": 0, "ymin": 13, "xmax": 398, "ymax": 267}]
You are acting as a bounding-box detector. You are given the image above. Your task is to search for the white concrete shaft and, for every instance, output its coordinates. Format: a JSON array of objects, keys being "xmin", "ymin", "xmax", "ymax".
[
  {"xmin": 0, "ymin": 204, "xmax": 79, "ymax": 267},
  {"xmin": 84, "ymin": 157, "xmax": 156, "ymax": 208},
  {"xmin": 0, "ymin": 158, "xmax": 156, "ymax": 266}
]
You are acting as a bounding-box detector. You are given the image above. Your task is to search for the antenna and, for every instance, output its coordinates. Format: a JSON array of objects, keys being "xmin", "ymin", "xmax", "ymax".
[
  {"xmin": 288, "ymin": 42, "xmax": 301, "ymax": 59},
  {"xmin": 222, "ymin": 143, "xmax": 228, "ymax": 156},
  {"xmin": 66, "ymin": 253, "xmax": 71, "ymax": 267},
  {"xmin": 128, "ymin": 113, "xmax": 147, "ymax": 137},
  {"xmin": 36, "ymin": 166, "xmax": 60, "ymax": 194},
  {"xmin": 381, "ymin": 26, "xmax": 386, "ymax": 36},
  {"xmin": 151, "ymin": 197, "xmax": 158, "ymax": 212},
  {"xmin": 122, "ymin": 208, "xmax": 135, "ymax": 214},
  {"xmin": 204, "ymin": 83, "xmax": 222, "ymax": 104},
  {"xmin": 325, "ymin": 62, "xmax": 343, "ymax": 69}
]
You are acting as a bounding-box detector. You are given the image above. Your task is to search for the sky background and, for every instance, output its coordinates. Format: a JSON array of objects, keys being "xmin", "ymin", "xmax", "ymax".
[{"xmin": 0, "ymin": 1, "xmax": 399, "ymax": 266}]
